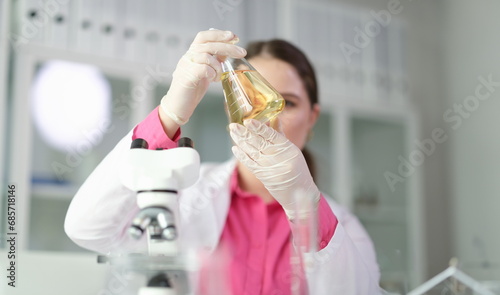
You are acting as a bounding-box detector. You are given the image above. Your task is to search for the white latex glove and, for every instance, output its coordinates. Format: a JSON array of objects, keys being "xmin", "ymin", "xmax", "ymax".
[
  {"xmin": 160, "ymin": 29, "xmax": 246, "ymax": 125},
  {"xmin": 229, "ymin": 119, "xmax": 321, "ymax": 220}
]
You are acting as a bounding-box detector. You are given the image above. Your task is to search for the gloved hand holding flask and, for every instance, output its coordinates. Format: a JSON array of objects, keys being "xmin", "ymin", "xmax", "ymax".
[
  {"xmin": 229, "ymin": 119, "xmax": 321, "ymax": 220},
  {"xmin": 159, "ymin": 29, "xmax": 246, "ymax": 134}
]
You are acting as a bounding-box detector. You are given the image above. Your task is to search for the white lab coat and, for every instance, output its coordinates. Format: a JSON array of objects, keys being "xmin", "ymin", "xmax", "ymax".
[{"xmin": 64, "ymin": 130, "xmax": 382, "ymax": 295}]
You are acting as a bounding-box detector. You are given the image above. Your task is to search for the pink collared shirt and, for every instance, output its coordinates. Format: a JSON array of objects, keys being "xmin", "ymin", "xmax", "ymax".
[{"xmin": 134, "ymin": 107, "xmax": 338, "ymax": 294}]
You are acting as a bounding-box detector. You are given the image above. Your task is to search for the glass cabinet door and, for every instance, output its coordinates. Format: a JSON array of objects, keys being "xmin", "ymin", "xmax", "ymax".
[
  {"xmin": 28, "ymin": 63, "xmax": 133, "ymax": 252},
  {"xmin": 308, "ymin": 111, "xmax": 335, "ymax": 198},
  {"xmin": 350, "ymin": 116, "xmax": 410, "ymax": 293}
]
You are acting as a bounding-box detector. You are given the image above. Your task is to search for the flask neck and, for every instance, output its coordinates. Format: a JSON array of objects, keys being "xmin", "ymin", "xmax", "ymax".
[
  {"xmin": 221, "ymin": 57, "xmax": 255, "ymax": 73},
  {"xmin": 221, "ymin": 59, "xmax": 234, "ymax": 73}
]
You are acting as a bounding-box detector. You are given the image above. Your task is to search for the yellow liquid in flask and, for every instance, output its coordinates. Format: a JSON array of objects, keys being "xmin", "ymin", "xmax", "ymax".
[{"xmin": 221, "ymin": 69, "xmax": 285, "ymax": 125}]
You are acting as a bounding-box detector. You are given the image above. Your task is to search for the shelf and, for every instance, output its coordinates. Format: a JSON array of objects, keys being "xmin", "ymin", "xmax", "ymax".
[
  {"xmin": 31, "ymin": 183, "xmax": 79, "ymax": 201},
  {"xmin": 354, "ymin": 205, "xmax": 407, "ymax": 224}
]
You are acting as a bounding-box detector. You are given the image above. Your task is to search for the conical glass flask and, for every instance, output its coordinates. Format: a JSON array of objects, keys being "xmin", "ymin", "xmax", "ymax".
[{"xmin": 221, "ymin": 57, "xmax": 285, "ymax": 125}]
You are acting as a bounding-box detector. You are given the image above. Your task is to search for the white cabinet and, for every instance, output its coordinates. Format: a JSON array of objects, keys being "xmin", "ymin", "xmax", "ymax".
[
  {"xmin": 7, "ymin": 47, "xmax": 152, "ymax": 252},
  {"xmin": 350, "ymin": 114, "xmax": 423, "ymax": 292}
]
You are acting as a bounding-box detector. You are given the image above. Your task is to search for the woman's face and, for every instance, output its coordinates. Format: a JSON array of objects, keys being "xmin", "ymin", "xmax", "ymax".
[{"xmin": 248, "ymin": 56, "xmax": 320, "ymax": 150}]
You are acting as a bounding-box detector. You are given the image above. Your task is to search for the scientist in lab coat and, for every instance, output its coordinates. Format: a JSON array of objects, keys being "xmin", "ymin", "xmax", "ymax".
[{"xmin": 65, "ymin": 29, "xmax": 382, "ymax": 294}]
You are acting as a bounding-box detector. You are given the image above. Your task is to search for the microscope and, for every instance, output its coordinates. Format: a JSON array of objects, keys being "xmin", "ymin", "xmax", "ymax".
[{"xmin": 99, "ymin": 137, "xmax": 200, "ymax": 295}]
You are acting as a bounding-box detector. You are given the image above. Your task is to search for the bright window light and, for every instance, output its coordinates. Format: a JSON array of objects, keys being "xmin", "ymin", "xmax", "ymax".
[{"xmin": 30, "ymin": 60, "xmax": 112, "ymax": 151}]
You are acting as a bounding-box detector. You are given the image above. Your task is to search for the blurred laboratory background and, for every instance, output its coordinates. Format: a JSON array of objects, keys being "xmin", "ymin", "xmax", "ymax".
[{"xmin": 1, "ymin": 0, "xmax": 500, "ymax": 294}]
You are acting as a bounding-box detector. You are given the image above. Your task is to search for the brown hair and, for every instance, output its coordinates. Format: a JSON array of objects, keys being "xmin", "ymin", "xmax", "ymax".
[{"xmin": 245, "ymin": 39, "xmax": 319, "ymax": 180}]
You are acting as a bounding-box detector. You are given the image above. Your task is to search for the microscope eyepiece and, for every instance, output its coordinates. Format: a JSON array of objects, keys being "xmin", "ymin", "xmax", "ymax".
[
  {"xmin": 178, "ymin": 137, "xmax": 194, "ymax": 148},
  {"xmin": 131, "ymin": 138, "xmax": 149, "ymax": 149},
  {"xmin": 147, "ymin": 273, "xmax": 172, "ymax": 288}
]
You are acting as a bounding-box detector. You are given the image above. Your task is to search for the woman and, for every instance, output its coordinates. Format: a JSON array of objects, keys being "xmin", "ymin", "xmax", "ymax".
[{"xmin": 65, "ymin": 29, "xmax": 381, "ymax": 294}]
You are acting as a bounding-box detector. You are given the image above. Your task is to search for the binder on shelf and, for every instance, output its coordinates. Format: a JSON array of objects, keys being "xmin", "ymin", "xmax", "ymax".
[
  {"xmin": 141, "ymin": 0, "xmax": 162, "ymax": 65},
  {"xmin": 117, "ymin": 0, "xmax": 143, "ymax": 63},
  {"xmin": 205, "ymin": 0, "xmax": 245, "ymax": 43},
  {"xmin": 18, "ymin": 0, "xmax": 46, "ymax": 46},
  {"xmin": 361, "ymin": 48, "xmax": 377, "ymax": 103},
  {"xmin": 96, "ymin": 0, "xmax": 118, "ymax": 58},
  {"xmin": 341, "ymin": 9, "xmax": 364, "ymax": 101},
  {"xmin": 293, "ymin": 2, "xmax": 345, "ymax": 100},
  {"xmin": 294, "ymin": 3, "xmax": 330, "ymax": 98},
  {"xmin": 66, "ymin": 0, "xmax": 80, "ymax": 51},
  {"xmin": 311, "ymin": 8, "xmax": 332, "ymax": 95},
  {"xmin": 388, "ymin": 19, "xmax": 410, "ymax": 105},
  {"xmin": 328, "ymin": 6, "xmax": 348, "ymax": 100},
  {"xmin": 45, "ymin": 0, "xmax": 71, "ymax": 50},
  {"xmin": 161, "ymin": 28, "xmax": 183, "ymax": 72},
  {"xmin": 74, "ymin": 0, "xmax": 98, "ymax": 55},
  {"xmin": 329, "ymin": 5, "xmax": 346, "ymax": 64},
  {"xmin": 373, "ymin": 19, "xmax": 391, "ymax": 104},
  {"xmin": 294, "ymin": 2, "xmax": 330, "ymax": 61},
  {"xmin": 159, "ymin": 0, "xmax": 184, "ymax": 70},
  {"xmin": 244, "ymin": 0, "xmax": 279, "ymax": 42}
]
